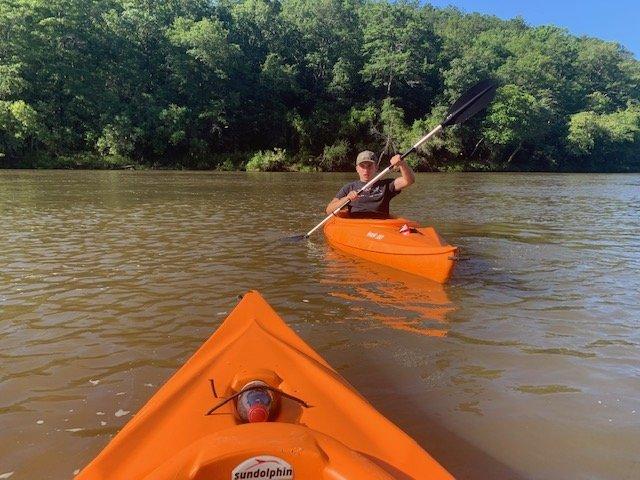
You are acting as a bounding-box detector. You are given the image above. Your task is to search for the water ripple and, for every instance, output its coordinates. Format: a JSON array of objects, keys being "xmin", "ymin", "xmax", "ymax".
[{"xmin": 1, "ymin": 171, "xmax": 639, "ymax": 480}]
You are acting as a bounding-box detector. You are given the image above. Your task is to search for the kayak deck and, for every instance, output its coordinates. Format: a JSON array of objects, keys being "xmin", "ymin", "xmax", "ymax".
[
  {"xmin": 323, "ymin": 216, "xmax": 458, "ymax": 283},
  {"xmin": 76, "ymin": 291, "xmax": 452, "ymax": 480}
]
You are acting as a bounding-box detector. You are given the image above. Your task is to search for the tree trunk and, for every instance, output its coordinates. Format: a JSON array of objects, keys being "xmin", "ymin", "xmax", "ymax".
[
  {"xmin": 470, "ymin": 138, "xmax": 484, "ymax": 158},
  {"xmin": 506, "ymin": 142, "xmax": 523, "ymax": 165}
]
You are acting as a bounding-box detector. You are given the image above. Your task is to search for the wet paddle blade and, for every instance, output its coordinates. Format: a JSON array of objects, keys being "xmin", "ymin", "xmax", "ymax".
[
  {"xmin": 442, "ymin": 79, "xmax": 497, "ymax": 127},
  {"xmin": 282, "ymin": 234, "xmax": 308, "ymax": 242}
]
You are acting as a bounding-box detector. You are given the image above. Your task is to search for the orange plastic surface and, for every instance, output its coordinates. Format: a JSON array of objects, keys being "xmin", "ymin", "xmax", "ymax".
[
  {"xmin": 76, "ymin": 291, "xmax": 453, "ymax": 480},
  {"xmin": 323, "ymin": 216, "xmax": 458, "ymax": 283}
]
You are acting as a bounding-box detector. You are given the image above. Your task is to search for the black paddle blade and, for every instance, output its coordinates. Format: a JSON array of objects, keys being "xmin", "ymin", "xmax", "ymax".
[
  {"xmin": 442, "ymin": 79, "xmax": 497, "ymax": 127},
  {"xmin": 282, "ymin": 233, "xmax": 308, "ymax": 242}
]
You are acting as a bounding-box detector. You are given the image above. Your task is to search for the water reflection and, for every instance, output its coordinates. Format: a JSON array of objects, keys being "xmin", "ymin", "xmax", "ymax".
[{"xmin": 321, "ymin": 248, "xmax": 454, "ymax": 338}]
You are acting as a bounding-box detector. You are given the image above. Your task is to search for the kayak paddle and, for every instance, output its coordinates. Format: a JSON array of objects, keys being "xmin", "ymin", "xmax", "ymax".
[{"xmin": 286, "ymin": 79, "xmax": 497, "ymax": 242}]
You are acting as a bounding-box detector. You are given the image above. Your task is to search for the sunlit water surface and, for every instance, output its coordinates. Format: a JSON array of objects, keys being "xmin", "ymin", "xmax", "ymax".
[{"xmin": 1, "ymin": 170, "xmax": 639, "ymax": 479}]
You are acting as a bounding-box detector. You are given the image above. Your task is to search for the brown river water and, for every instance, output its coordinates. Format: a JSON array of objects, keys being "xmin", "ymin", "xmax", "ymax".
[{"xmin": 1, "ymin": 170, "xmax": 639, "ymax": 479}]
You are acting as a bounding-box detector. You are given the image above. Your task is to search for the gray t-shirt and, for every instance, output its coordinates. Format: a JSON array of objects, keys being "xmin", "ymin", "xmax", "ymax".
[{"xmin": 335, "ymin": 178, "xmax": 400, "ymax": 217}]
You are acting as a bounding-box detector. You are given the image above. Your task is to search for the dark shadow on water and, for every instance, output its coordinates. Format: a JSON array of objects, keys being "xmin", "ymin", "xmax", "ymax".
[{"xmin": 351, "ymin": 359, "xmax": 526, "ymax": 480}]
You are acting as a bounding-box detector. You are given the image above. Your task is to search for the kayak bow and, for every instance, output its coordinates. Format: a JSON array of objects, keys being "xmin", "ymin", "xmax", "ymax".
[{"xmin": 76, "ymin": 291, "xmax": 452, "ymax": 480}]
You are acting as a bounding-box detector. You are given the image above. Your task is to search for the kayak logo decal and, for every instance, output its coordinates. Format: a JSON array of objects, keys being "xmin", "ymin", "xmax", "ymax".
[
  {"xmin": 231, "ymin": 455, "xmax": 293, "ymax": 479},
  {"xmin": 366, "ymin": 231, "xmax": 385, "ymax": 240}
]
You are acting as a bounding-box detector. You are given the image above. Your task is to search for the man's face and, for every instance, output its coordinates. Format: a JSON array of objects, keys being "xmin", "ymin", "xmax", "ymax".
[{"xmin": 356, "ymin": 161, "xmax": 377, "ymax": 182}]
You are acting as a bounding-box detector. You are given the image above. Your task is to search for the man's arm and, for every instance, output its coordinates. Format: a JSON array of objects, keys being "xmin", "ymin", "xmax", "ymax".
[
  {"xmin": 391, "ymin": 154, "xmax": 415, "ymax": 191},
  {"xmin": 325, "ymin": 190, "xmax": 358, "ymax": 214}
]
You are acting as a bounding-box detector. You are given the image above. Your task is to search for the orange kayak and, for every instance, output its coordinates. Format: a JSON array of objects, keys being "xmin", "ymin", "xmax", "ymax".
[
  {"xmin": 76, "ymin": 291, "xmax": 453, "ymax": 480},
  {"xmin": 323, "ymin": 215, "xmax": 458, "ymax": 283}
]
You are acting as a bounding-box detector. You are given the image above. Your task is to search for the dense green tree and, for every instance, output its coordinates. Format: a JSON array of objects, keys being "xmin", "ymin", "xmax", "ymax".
[
  {"xmin": 0, "ymin": 0, "xmax": 638, "ymax": 171},
  {"xmin": 567, "ymin": 106, "xmax": 640, "ymax": 171},
  {"xmin": 482, "ymin": 84, "xmax": 555, "ymax": 169}
]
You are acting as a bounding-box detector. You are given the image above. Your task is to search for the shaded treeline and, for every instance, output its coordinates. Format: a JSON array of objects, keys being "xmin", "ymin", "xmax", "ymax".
[{"xmin": 1, "ymin": 0, "xmax": 639, "ymax": 171}]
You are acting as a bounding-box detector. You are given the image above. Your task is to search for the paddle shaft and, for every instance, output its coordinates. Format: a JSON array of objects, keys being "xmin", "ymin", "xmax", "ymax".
[{"xmin": 303, "ymin": 124, "xmax": 443, "ymax": 238}]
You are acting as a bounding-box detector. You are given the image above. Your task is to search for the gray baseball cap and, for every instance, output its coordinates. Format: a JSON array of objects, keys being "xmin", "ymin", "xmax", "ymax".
[{"xmin": 356, "ymin": 150, "xmax": 376, "ymax": 165}]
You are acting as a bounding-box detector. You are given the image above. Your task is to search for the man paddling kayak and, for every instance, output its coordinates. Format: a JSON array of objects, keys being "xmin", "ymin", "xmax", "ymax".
[{"xmin": 325, "ymin": 150, "xmax": 415, "ymax": 218}]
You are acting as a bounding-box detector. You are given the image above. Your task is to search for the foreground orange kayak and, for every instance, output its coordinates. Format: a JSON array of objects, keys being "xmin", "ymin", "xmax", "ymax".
[
  {"xmin": 76, "ymin": 291, "xmax": 452, "ymax": 479},
  {"xmin": 323, "ymin": 215, "xmax": 458, "ymax": 283}
]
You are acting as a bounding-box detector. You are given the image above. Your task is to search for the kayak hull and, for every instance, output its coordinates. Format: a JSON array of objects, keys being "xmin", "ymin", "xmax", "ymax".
[
  {"xmin": 76, "ymin": 291, "xmax": 452, "ymax": 480},
  {"xmin": 323, "ymin": 216, "xmax": 458, "ymax": 283}
]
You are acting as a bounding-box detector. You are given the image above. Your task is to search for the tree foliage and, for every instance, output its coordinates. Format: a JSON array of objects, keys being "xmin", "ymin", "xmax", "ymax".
[{"xmin": 0, "ymin": 0, "xmax": 638, "ymax": 171}]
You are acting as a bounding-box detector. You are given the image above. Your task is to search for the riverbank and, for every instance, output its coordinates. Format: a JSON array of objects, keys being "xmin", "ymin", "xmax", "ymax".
[{"xmin": 3, "ymin": 151, "xmax": 639, "ymax": 173}]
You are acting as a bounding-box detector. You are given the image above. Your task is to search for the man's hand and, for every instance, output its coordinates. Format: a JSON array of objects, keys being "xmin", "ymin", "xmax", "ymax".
[
  {"xmin": 390, "ymin": 154, "xmax": 404, "ymax": 169},
  {"xmin": 345, "ymin": 190, "xmax": 358, "ymax": 202},
  {"xmin": 326, "ymin": 190, "xmax": 358, "ymax": 214},
  {"xmin": 391, "ymin": 154, "xmax": 415, "ymax": 191}
]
